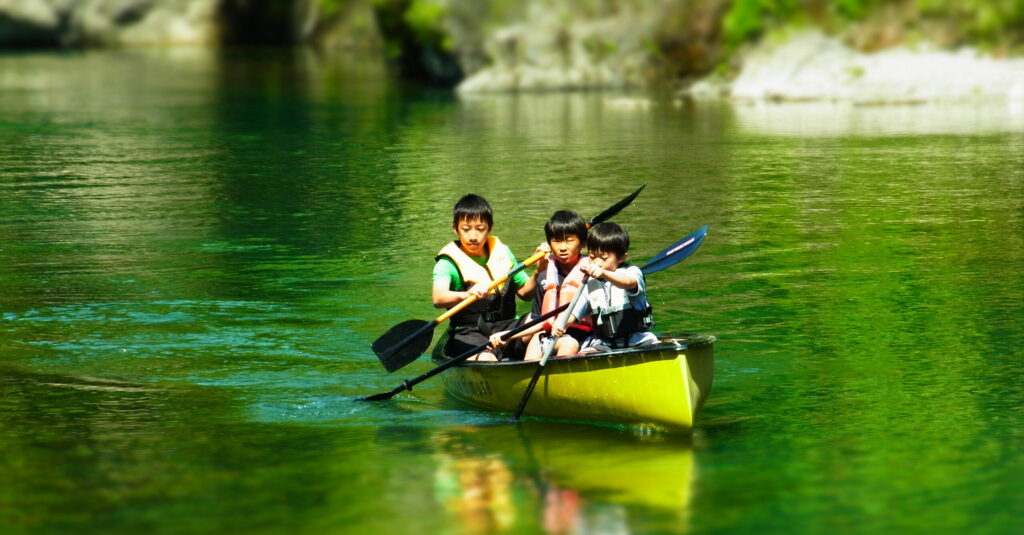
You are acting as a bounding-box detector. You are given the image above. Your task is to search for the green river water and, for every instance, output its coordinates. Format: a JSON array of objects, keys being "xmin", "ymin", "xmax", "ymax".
[{"xmin": 1, "ymin": 48, "xmax": 1021, "ymax": 534}]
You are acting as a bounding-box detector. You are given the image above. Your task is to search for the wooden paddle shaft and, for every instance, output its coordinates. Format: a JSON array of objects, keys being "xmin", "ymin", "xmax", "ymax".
[
  {"xmin": 434, "ymin": 249, "xmax": 547, "ymax": 324},
  {"xmin": 439, "ymin": 211, "xmax": 616, "ymax": 325}
]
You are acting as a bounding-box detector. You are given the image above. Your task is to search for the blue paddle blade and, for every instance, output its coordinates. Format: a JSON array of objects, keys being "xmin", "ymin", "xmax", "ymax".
[{"xmin": 641, "ymin": 225, "xmax": 708, "ymax": 275}]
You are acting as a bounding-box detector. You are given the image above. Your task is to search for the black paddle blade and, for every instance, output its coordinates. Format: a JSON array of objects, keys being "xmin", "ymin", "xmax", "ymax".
[
  {"xmin": 361, "ymin": 303, "xmax": 571, "ymax": 403},
  {"xmin": 589, "ymin": 184, "xmax": 645, "ymax": 226},
  {"xmin": 371, "ymin": 319, "xmax": 435, "ymax": 373},
  {"xmin": 360, "ymin": 389, "xmax": 401, "ymax": 402}
]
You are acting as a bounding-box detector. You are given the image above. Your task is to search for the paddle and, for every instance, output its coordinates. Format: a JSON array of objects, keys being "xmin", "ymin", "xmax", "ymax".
[
  {"xmin": 511, "ymin": 273, "xmax": 591, "ymax": 421},
  {"xmin": 371, "ymin": 184, "xmax": 647, "ymax": 373},
  {"xmin": 510, "ymin": 225, "xmax": 709, "ymax": 422},
  {"xmin": 640, "ymin": 225, "xmax": 708, "ymax": 274},
  {"xmin": 360, "ymin": 303, "xmax": 571, "ymax": 401}
]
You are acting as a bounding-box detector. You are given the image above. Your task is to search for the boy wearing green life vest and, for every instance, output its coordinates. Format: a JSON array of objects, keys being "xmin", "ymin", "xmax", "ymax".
[{"xmin": 433, "ymin": 194, "xmax": 541, "ymax": 361}]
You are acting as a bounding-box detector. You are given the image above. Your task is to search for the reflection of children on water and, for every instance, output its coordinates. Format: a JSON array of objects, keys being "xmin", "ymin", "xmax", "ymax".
[
  {"xmin": 543, "ymin": 486, "xmax": 582, "ymax": 533},
  {"xmin": 433, "ymin": 431, "xmax": 631, "ymax": 534},
  {"xmin": 435, "ymin": 454, "xmax": 516, "ymax": 533}
]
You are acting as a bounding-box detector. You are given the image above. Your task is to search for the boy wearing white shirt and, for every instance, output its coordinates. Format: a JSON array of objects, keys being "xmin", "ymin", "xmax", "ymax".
[{"xmin": 552, "ymin": 222, "xmax": 658, "ymax": 353}]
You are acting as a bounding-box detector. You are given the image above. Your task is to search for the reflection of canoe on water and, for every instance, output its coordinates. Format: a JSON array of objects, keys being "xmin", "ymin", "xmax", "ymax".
[
  {"xmin": 434, "ymin": 422, "xmax": 697, "ymax": 513},
  {"xmin": 432, "ymin": 334, "xmax": 715, "ymax": 433}
]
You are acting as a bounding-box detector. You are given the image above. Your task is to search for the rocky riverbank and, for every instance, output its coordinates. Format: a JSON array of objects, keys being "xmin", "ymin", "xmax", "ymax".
[
  {"xmin": 684, "ymin": 30, "xmax": 1024, "ymax": 105},
  {"xmin": 0, "ymin": 0, "xmax": 378, "ymax": 47},
  {"xmin": 2, "ymin": 0, "xmax": 1022, "ymax": 104},
  {"xmin": 0, "ymin": 0, "xmax": 221, "ymax": 46}
]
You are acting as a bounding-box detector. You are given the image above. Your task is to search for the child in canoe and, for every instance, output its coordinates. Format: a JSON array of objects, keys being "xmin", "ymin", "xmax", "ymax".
[
  {"xmin": 552, "ymin": 221, "xmax": 657, "ymax": 352},
  {"xmin": 490, "ymin": 210, "xmax": 593, "ymax": 359},
  {"xmin": 433, "ymin": 194, "xmax": 539, "ymax": 361}
]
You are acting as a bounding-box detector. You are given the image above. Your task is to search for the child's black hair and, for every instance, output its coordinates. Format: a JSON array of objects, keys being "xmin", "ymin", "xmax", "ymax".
[
  {"xmin": 544, "ymin": 210, "xmax": 588, "ymax": 242},
  {"xmin": 452, "ymin": 194, "xmax": 493, "ymax": 227},
  {"xmin": 587, "ymin": 222, "xmax": 629, "ymax": 257}
]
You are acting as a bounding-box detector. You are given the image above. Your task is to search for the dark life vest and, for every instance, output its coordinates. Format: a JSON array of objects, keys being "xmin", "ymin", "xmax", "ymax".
[{"xmin": 585, "ymin": 271, "xmax": 654, "ymax": 347}]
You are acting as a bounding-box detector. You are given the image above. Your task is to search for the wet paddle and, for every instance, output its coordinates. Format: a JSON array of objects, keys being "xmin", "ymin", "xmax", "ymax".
[
  {"xmin": 371, "ymin": 184, "xmax": 646, "ymax": 373},
  {"xmin": 510, "ymin": 225, "xmax": 709, "ymax": 422},
  {"xmin": 360, "ymin": 303, "xmax": 570, "ymax": 401}
]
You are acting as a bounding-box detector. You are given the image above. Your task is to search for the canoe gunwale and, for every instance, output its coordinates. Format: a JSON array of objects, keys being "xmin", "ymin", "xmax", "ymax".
[{"xmin": 431, "ymin": 333, "xmax": 716, "ymax": 366}]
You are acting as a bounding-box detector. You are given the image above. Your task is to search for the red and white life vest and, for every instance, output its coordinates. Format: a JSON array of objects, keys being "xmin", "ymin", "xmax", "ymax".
[{"xmin": 540, "ymin": 255, "xmax": 592, "ymax": 331}]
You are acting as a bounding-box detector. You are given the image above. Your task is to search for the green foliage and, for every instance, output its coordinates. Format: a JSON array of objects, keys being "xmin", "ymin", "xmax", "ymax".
[
  {"xmin": 721, "ymin": 0, "xmax": 801, "ymax": 50},
  {"xmin": 582, "ymin": 35, "xmax": 618, "ymax": 62},
  {"xmin": 404, "ymin": 0, "xmax": 450, "ymax": 50},
  {"xmin": 316, "ymin": 0, "xmax": 350, "ymax": 17},
  {"xmin": 917, "ymin": 0, "xmax": 1024, "ymax": 49},
  {"xmin": 713, "ymin": 0, "xmax": 1024, "ymax": 70},
  {"xmin": 833, "ymin": 0, "xmax": 872, "ymax": 20},
  {"xmin": 721, "ymin": 0, "xmax": 764, "ymax": 47}
]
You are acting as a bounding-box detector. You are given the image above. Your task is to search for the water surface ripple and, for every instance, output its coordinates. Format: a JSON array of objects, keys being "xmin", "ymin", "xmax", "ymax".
[{"xmin": 1, "ymin": 49, "xmax": 1021, "ymax": 534}]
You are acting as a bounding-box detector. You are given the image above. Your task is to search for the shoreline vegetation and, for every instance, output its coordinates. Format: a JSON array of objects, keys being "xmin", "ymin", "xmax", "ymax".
[{"xmin": 2, "ymin": 0, "xmax": 1022, "ymax": 104}]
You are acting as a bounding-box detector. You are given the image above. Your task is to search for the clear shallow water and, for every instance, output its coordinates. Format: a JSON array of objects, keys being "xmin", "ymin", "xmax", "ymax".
[{"xmin": 1, "ymin": 48, "xmax": 1022, "ymax": 534}]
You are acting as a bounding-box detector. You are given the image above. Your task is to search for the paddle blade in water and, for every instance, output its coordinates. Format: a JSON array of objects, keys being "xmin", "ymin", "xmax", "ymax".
[
  {"xmin": 371, "ymin": 319, "xmax": 435, "ymax": 372},
  {"xmin": 360, "ymin": 389, "xmax": 399, "ymax": 402}
]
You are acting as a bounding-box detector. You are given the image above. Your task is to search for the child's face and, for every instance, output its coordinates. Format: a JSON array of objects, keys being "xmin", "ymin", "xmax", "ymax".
[
  {"xmin": 588, "ymin": 249, "xmax": 625, "ymax": 271},
  {"xmin": 548, "ymin": 234, "xmax": 583, "ymax": 265},
  {"xmin": 453, "ymin": 217, "xmax": 491, "ymax": 257}
]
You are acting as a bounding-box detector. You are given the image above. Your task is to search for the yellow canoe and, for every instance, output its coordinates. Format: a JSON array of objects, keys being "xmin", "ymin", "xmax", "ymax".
[{"xmin": 432, "ymin": 335, "xmax": 715, "ymax": 433}]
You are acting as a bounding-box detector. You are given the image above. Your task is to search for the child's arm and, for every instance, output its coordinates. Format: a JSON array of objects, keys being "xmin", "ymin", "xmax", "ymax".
[
  {"xmin": 489, "ymin": 319, "xmax": 546, "ymax": 349},
  {"xmin": 432, "ymin": 280, "xmax": 489, "ymax": 308},
  {"xmin": 516, "ymin": 243, "xmax": 550, "ymax": 300},
  {"xmin": 583, "ymin": 263, "xmax": 638, "ymax": 291},
  {"xmin": 432, "ymin": 259, "xmax": 489, "ymax": 308},
  {"xmin": 516, "ymin": 268, "xmax": 540, "ymax": 300}
]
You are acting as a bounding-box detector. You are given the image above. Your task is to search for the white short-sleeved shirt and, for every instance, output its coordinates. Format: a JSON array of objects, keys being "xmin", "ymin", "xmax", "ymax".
[
  {"xmin": 571, "ymin": 264, "xmax": 649, "ymax": 319},
  {"xmin": 573, "ymin": 264, "xmax": 657, "ymax": 349}
]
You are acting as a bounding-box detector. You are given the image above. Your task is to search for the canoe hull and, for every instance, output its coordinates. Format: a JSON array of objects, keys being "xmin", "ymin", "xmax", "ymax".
[{"xmin": 434, "ymin": 335, "xmax": 715, "ymax": 432}]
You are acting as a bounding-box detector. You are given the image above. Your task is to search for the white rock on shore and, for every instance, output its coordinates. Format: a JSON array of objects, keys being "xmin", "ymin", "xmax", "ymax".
[{"xmin": 687, "ymin": 30, "xmax": 1024, "ymax": 104}]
